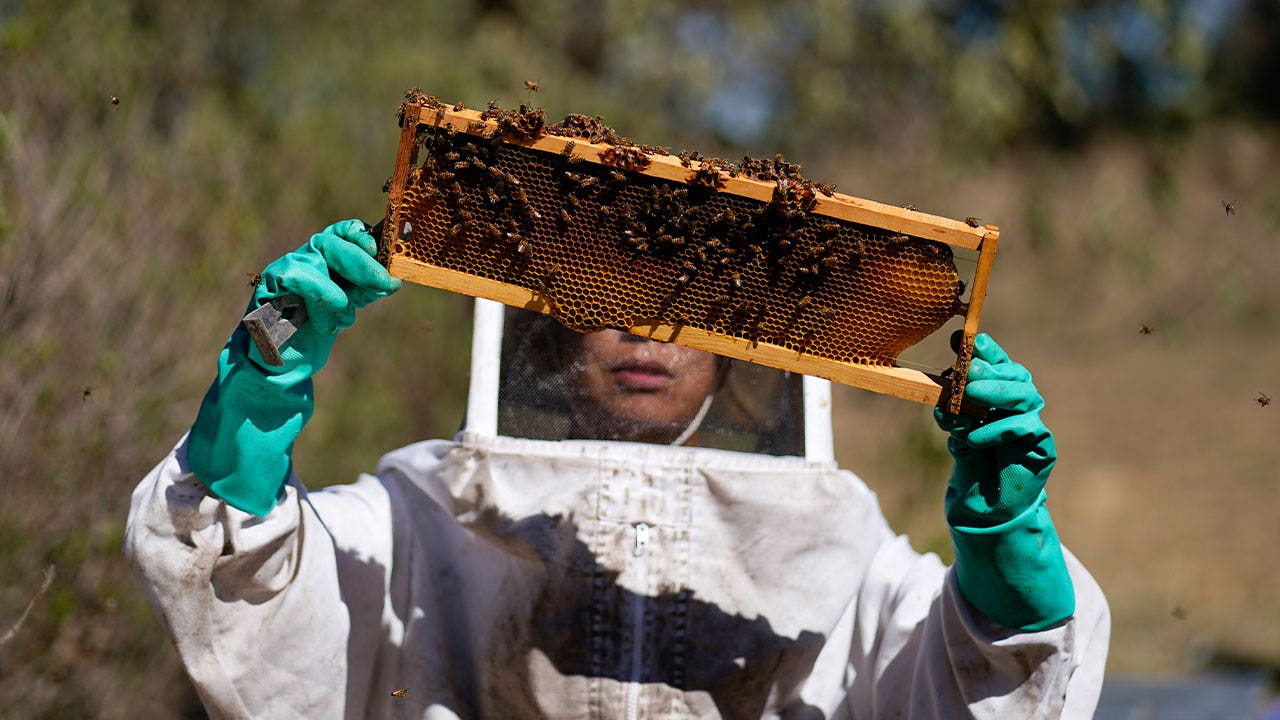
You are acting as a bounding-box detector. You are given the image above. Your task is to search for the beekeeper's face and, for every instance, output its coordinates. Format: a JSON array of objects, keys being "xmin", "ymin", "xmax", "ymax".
[{"xmin": 567, "ymin": 329, "xmax": 719, "ymax": 444}]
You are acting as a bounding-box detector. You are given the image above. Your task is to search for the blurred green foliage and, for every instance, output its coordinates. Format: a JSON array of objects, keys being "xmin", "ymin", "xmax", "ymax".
[{"xmin": 1, "ymin": 0, "xmax": 1278, "ymax": 716}]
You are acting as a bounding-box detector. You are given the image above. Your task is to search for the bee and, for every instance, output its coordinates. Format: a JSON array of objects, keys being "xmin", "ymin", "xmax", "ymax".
[
  {"xmin": 82, "ymin": 385, "xmax": 95, "ymax": 402},
  {"xmin": 965, "ymin": 216, "xmax": 981, "ymax": 228},
  {"xmin": 391, "ymin": 688, "xmax": 408, "ymax": 698},
  {"xmin": 537, "ymin": 265, "xmax": 560, "ymax": 292},
  {"xmin": 1139, "ymin": 324, "xmax": 1154, "ymax": 335},
  {"xmin": 901, "ymin": 204, "xmax": 917, "ymax": 211},
  {"xmin": 420, "ymin": 319, "xmax": 436, "ymax": 333},
  {"xmin": 815, "ymin": 182, "xmax": 836, "ymax": 197},
  {"xmin": 1222, "ymin": 200, "xmax": 1236, "ymax": 216},
  {"xmin": 559, "ymin": 209, "xmax": 572, "ymax": 225},
  {"xmin": 561, "ymin": 141, "xmax": 576, "ymax": 158},
  {"xmin": 452, "ymin": 101, "xmax": 466, "ymax": 111},
  {"xmin": 444, "ymin": 151, "xmax": 461, "ymax": 162},
  {"xmin": 730, "ymin": 271, "xmax": 742, "ymax": 289},
  {"xmin": 486, "ymin": 187, "xmax": 501, "ymax": 204},
  {"xmin": 524, "ymin": 80, "xmax": 541, "ymax": 92},
  {"xmin": 609, "ymin": 171, "xmax": 626, "ymax": 182},
  {"xmin": 109, "ymin": 94, "xmax": 120, "ymax": 108},
  {"xmin": 1258, "ymin": 392, "xmax": 1272, "ymax": 407},
  {"xmin": 797, "ymin": 295, "xmax": 813, "ymax": 308},
  {"xmin": 514, "ymin": 236, "xmax": 529, "ymax": 254},
  {"xmin": 246, "ymin": 272, "xmax": 262, "ymax": 287}
]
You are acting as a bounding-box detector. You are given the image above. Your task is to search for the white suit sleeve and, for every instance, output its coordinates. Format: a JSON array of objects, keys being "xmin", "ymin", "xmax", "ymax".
[
  {"xmin": 123, "ymin": 434, "xmax": 394, "ymax": 720},
  {"xmin": 843, "ymin": 535, "xmax": 1110, "ymax": 719}
]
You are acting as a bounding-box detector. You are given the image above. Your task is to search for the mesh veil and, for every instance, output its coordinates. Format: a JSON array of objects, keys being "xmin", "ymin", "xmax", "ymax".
[{"xmin": 497, "ymin": 308, "xmax": 804, "ymax": 456}]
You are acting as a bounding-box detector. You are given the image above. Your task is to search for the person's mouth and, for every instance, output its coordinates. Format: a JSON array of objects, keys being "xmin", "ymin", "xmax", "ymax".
[{"xmin": 611, "ymin": 360, "xmax": 674, "ymax": 391}]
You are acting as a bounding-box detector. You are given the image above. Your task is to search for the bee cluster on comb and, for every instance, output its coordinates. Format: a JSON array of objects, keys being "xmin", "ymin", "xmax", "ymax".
[{"xmin": 380, "ymin": 89, "xmax": 998, "ymax": 412}]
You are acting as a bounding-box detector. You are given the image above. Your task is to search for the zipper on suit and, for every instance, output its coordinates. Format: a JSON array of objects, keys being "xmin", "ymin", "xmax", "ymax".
[{"xmin": 626, "ymin": 522, "xmax": 651, "ymax": 720}]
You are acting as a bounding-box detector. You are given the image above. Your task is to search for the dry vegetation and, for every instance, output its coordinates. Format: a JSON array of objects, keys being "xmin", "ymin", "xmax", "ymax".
[{"xmin": 1, "ymin": 1, "xmax": 1277, "ymax": 716}]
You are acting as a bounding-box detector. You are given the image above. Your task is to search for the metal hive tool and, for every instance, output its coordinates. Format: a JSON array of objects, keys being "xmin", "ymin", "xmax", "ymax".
[{"xmin": 377, "ymin": 91, "xmax": 999, "ymax": 413}]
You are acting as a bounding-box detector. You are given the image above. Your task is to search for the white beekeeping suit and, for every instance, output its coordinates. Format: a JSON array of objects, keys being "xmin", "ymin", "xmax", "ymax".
[{"xmin": 127, "ymin": 224, "xmax": 1110, "ymax": 719}]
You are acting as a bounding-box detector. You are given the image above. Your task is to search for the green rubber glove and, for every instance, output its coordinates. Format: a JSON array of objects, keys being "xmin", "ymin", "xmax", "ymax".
[
  {"xmin": 187, "ymin": 219, "xmax": 401, "ymax": 517},
  {"xmin": 934, "ymin": 333, "xmax": 1074, "ymax": 631}
]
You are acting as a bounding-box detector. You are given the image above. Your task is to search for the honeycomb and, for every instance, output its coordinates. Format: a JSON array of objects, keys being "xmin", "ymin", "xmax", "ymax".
[{"xmin": 387, "ymin": 123, "xmax": 966, "ymax": 368}]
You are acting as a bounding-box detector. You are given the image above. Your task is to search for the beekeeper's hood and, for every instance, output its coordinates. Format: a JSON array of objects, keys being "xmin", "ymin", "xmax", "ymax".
[{"xmin": 462, "ymin": 299, "xmax": 834, "ymax": 463}]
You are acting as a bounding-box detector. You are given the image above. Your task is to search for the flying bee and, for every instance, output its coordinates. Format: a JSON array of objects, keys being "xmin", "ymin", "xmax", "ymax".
[
  {"xmin": 391, "ymin": 688, "xmax": 408, "ymax": 698},
  {"xmin": 109, "ymin": 94, "xmax": 120, "ymax": 107},
  {"xmin": 1222, "ymin": 200, "xmax": 1236, "ymax": 216},
  {"xmin": 1257, "ymin": 392, "xmax": 1271, "ymax": 407},
  {"xmin": 246, "ymin": 272, "xmax": 262, "ymax": 287},
  {"xmin": 82, "ymin": 385, "xmax": 95, "ymax": 402},
  {"xmin": 524, "ymin": 80, "xmax": 541, "ymax": 92},
  {"xmin": 1139, "ymin": 324, "xmax": 1154, "ymax": 335}
]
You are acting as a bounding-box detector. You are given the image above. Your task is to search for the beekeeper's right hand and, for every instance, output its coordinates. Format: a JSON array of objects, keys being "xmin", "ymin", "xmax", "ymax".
[{"xmin": 186, "ymin": 220, "xmax": 401, "ymax": 517}]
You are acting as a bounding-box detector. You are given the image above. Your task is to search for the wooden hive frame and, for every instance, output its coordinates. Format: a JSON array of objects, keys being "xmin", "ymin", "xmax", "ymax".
[{"xmin": 378, "ymin": 99, "xmax": 999, "ymax": 414}]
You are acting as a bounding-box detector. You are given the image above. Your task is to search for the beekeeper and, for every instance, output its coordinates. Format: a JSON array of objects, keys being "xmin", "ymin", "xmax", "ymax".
[{"xmin": 126, "ymin": 220, "xmax": 1110, "ymax": 719}]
